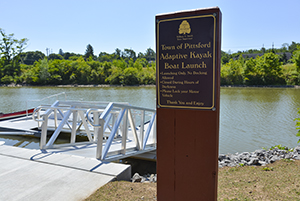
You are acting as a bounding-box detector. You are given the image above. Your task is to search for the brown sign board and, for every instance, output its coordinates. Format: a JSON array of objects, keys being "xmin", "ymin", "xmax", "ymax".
[
  {"xmin": 157, "ymin": 8, "xmax": 218, "ymax": 110},
  {"xmin": 156, "ymin": 7, "xmax": 221, "ymax": 201}
]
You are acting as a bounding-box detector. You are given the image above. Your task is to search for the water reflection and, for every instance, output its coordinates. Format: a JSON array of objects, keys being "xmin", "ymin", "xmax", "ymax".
[{"xmin": 220, "ymin": 87, "xmax": 300, "ymax": 153}]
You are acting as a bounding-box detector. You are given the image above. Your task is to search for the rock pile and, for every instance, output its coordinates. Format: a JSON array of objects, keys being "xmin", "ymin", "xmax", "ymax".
[
  {"xmin": 218, "ymin": 146, "xmax": 300, "ymax": 168},
  {"xmin": 131, "ymin": 146, "xmax": 300, "ymax": 183},
  {"xmin": 131, "ymin": 173, "xmax": 157, "ymax": 183}
]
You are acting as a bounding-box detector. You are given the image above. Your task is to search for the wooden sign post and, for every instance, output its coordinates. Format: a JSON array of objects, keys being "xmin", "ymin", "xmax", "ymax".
[{"xmin": 156, "ymin": 7, "xmax": 222, "ymax": 200}]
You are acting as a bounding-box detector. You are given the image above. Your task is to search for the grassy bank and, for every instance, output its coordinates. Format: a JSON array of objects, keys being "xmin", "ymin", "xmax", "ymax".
[{"xmin": 85, "ymin": 159, "xmax": 300, "ymax": 201}]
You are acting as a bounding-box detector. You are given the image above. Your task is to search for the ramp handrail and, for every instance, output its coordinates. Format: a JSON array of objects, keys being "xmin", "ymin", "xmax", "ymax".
[
  {"xmin": 85, "ymin": 103, "xmax": 156, "ymax": 161},
  {"xmin": 33, "ymin": 100, "xmax": 156, "ymax": 161}
]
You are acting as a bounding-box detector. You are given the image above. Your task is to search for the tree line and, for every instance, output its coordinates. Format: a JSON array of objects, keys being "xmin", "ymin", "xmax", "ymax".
[
  {"xmin": 221, "ymin": 42, "xmax": 299, "ymax": 65},
  {"xmin": 0, "ymin": 29, "xmax": 156, "ymax": 85},
  {"xmin": 221, "ymin": 43, "xmax": 300, "ymax": 85},
  {"xmin": 17, "ymin": 56, "xmax": 156, "ymax": 85},
  {"xmin": 1, "ymin": 28, "xmax": 300, "ymax": 86}
]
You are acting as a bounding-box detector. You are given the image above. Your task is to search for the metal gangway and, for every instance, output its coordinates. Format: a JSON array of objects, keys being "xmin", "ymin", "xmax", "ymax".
[{"xmin": 32, "ymin": 100, "xmax": 156, "ymax": 162}]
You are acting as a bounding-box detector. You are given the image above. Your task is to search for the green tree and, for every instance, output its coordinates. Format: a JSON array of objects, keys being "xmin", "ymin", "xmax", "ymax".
[
  {"xmin": 138, "ymin": 64, "xmax": 156, "ymax": 85},
  {"xmin": 37, "ymin": 58, "xmax": 50, "ymax": 84},
  {"xmin": 278, "ymin": 52, "xmax": 288, "ymax": 65},
  {"xmin": 123, "ymin": 67, "xmax": 139, "ymax": 85},
  {"xmin": 19, "ymin": 63, "xmax": 38, "ymax": 84},
  {"xmin": 289, "ymin": 41, "xmax": 300, "ymax": 53},
  {"xmin": 58, "ymin": 49, "xmax": 64, "ymax": 56},
  {"xmin": 145, "ymin": 48, "xmax": 156, "ymax": 62},
  {"xmin": 72, "ymin": 56, "xmax": 91, "ymax": 84},
  {"xmin": 122, "ymin": 48, "xmax": 136, "ymax": 61},
  {"xmin": 115, "ymin": 48, "xmax": 121, "ymax": 59},
  {"xmin": 102, "ymin": 61, "xmax": 112, "ymax": 79},
  {"xmin": 48, "ymin": 59, "xmax": 65, "ymax": 84},
  {"xmin": 84, "ymin": 44, "xmax": 94, "ymax": 60},
  {"xmin": 20, "ymin": 51, "xmax": 45, "ymax": 65},
  {"xmin": 282, "ymin": 43, "xmax": 289, "ymax": 51},
  {"xmin": 220, "ymin": 56, "xmax": 244, "ymax": 85},
  {"xmin": 63, "ymin": 52, "xmax": 81, "ymax": 60},
  {"xmin": 221, "ymin": 50, "xmax": 231, "ymax": 64},
  {"xmin": 98, "ymin": 52, "xmax": 114, "ymax": 62},
  {"xmin": 243, "ymin": 58, "xmax": 264, "ymax": 85},
  {"xmin": 294, "ymin": 108, "xmax": 300, "ymax": 143},
  {"xmin": 63, "ymin": 52, "xmax": 71, "ymax": 60},
  {"xmin": 134, "ymin": 58, "xmax": 148, "ymax": 70},
  {"xmin": 292, "ymin": 45, "xmax": 300, "ymax": 73},
  {"xmin": 1, "ymin": 75, "xmax": 13, "ymax": 84},
  {"xmin": 105, "ymin": 66, "xmax": 122, "ymax": 85},
  {"xmin": 0, "ymin": 28, "xmax": 28, "ymax": 80},
  {"xmin": 112, "ymin": 58, "xmax": 127, "ymax": 70},
  {"xmin": 137, "ymin": 52, "xmax": 145, "ymax": 59},
  {"xmin": 256, "ymin": 53, "xmax": 285, "ymax": 85},
  {"xmin": 86, "ymin": 60, "xmax": 104, "ymax": 84},
  {"xmin": 48, "ymin": 53, "xmax": 63, "ymax": 60}
]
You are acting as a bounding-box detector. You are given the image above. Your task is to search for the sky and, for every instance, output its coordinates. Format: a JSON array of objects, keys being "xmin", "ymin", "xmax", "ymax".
[{"xmin": 1, "ymin": 0, "xmax": 300, "ymax": 56}]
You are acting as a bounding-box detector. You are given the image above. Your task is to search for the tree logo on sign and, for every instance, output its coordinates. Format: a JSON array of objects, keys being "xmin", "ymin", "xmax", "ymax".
[{"xmin": 179, "ymin": 20, "xmax": 191, "ymax": 34}]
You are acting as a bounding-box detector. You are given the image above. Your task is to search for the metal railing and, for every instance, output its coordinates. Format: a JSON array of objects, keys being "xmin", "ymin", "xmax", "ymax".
[{"xmin": 32, "ymin": 100, "xmax": 156, "ymax": 161}]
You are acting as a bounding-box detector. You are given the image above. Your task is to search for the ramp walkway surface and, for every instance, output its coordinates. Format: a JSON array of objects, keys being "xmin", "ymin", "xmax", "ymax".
[{"xmin": 0, "ymin": 143, "xmax": 131, "ymax": 201}]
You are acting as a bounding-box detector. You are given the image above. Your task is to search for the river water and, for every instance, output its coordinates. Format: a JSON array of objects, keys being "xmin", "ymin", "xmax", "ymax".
[{"xmin": 0, "ymin": 86, "xmax": 300, "ymax": 154}]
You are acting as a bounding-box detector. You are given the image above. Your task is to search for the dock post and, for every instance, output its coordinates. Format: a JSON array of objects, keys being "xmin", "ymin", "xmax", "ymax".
[
  {"xmin": 93, "ymin": 111, "xmax": 100, "ymax": 142},
  {"xmin": 96, "ymin": 119, "xmax": 104, "ymax": 160},
  {"xmin": 140, "ymin": 110, "xmax": 145, "ymax": 149},
  {"xmin": 121, "ymin": 109, "xmax": 128, "ymax": 155},
  {"xmin": 71, "ymin": 110, "xmax": 78, "ymax": 143},
  {"xmin": 40, "ymin": 115, "xmax": 48, "ymax": 149}
]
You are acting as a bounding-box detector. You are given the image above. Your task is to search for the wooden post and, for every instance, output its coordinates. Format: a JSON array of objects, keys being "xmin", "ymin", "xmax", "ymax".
[{"xmin": 156, "ymin": 7, "xmax": 222, "ymax": 201}]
